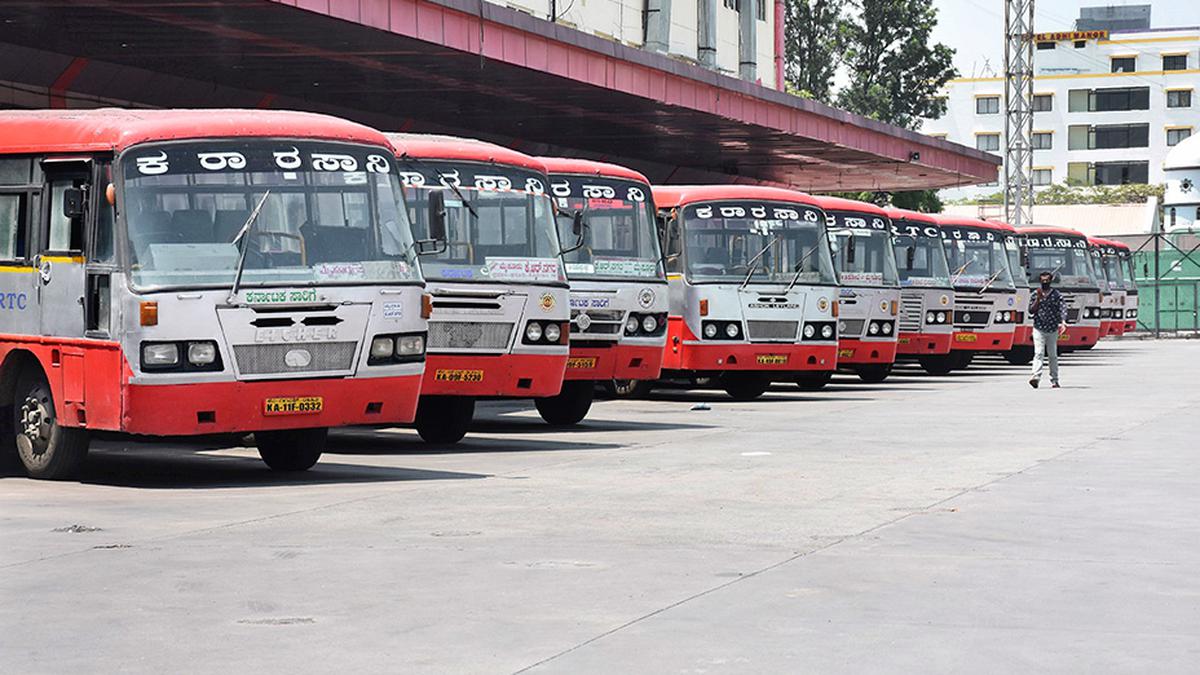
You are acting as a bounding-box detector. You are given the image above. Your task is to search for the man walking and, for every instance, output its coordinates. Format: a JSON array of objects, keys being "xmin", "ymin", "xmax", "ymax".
[{"xmin": 1029, "ymin": 270, "xmax": 1068, "ymax": 389}]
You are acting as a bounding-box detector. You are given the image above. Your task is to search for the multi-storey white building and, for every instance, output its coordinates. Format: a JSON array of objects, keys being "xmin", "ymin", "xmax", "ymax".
[{"xmin": 925, "ymin": 20, "xmax": 1199, "ymax": 200}]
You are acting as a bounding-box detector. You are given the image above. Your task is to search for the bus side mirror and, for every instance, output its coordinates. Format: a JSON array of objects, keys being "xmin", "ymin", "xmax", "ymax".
[
  {"xmin": 572, "ymin": 210, "xmax": 585, "ymax": 237},
  {"xmin": 427, "ymin": 190, "xmax": 447, "ymax": 242},
  {"xmin": 905, "ymin": 246, "xmax": 916, "ymax": 270},
  {"xmin": 62, "ymin": 186, "xmax": 86, "ymax": 220},
  {"xmin": 846, "ymin": 234, "xmax": 856, "ymax": 264}
]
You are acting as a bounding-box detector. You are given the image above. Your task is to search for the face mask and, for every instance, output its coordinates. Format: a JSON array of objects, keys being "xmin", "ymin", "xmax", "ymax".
[{"xmin": 1041, "ymin": 279, "xmax": 1052, "ymax": 290}]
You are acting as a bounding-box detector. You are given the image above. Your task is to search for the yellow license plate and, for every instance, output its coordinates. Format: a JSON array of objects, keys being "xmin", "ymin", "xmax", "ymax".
[
  {"xmin": 756, "ymin": 354, "xmax": 789, "ymax": 365},
  {"xmin": 264, "ymin": 396, "xmax": 323, "ymax": 416},
  {"xmin": 567, "ymin": 357, "xmax": 597, "ymax": 369},
  {"xmin": 838, "ymin": 348, "xmax": 855, "ymax": 358},
  {"xmin": 955, "ymin": 333, "xmax": 978, "ymax": 343},
  {"xmin": 1059, "ymin": 333, "xmax": 1070, "ymax": 342},
  {"xmin": 898, "ymin": 337, "xmax": 911, "ymax": 344},
  {"xmin": 434, "ymin": 368, "xmax": 484, "ymax": 383}
]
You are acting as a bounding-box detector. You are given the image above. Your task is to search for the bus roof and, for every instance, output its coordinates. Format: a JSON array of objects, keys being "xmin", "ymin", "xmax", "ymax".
[
  {"xmin": 651, "ymin": 185, "xmax": 822, "ymax": 209},
  {"xmin": 537, "ymin": 157, "xmax": 649, "ymax": 185},
  {"xmin": 1020, "ymin": 225, "xmax": 1089, "ymax": 239},
  {"xmin": 883, "ymin": 207, "xmax": 938, "ymax": 225},
  {"xmin": 933, "ymin": 214, "xmax": 1015, "ymax": 233},
  {"xmin": 810, "ymin": 194, "xmax": 888, "ymax": 217},
  {"xmin": 0, "ymin": 109, "xmax": 391, "ymax": 155},
  {"xmin": 1089, "ymin": 236, "xmax": 1127, "ymax": 250},
  {"xmin": 386, "ymin": 133, "xmax": 545, "ymax": 173}
]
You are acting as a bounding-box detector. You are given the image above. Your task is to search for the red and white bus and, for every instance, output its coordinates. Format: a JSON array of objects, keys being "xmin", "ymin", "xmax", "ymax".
[
  {"xmin": 1007, "ymin": 226, "xmax": 1103, "ymax": 363},
  {"xmin": 388, "ymin": 134, "xmax": 569, "ymax": 443},
  {"xmin": 1087, "ymin": 236, "xmax": 1121, "ymax": 340},
  {"xmin": 813, "ymin": 196, "xmax": 900, "ymax": 383},
  {"xmin": 651, "ymin": 186, "xmax": 839, "ymax": 398},
  {"xmin": 996, "ymin": 223, "xmax": 1033, "ymax": 362},
  {"xmin": 0, "ymin": 110, "xmax": 431, "ymax": 479},
  {"xmin": 1093, "ymin": 237, "xmax": 1133, "ymax": 337},
  {"xmin": 934, "ymin": 215, "xmax": 1020, "ymax": 371},
  {"xmin": 885, "ymin": 208, "xmax": 955, "ymax": 373},
  {"xmin": 1115, "ymin": 239, "xmax": 1139, "ymax": 333},
  {"xmin": 538, "ymin": 157, "xmax": 667, "ymax": 416}
]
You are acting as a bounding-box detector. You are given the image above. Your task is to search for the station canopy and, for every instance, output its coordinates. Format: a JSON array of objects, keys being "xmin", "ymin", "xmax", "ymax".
[{"xmin": 0, "ymin": 0, "xmax": 999, "ymax": 191}]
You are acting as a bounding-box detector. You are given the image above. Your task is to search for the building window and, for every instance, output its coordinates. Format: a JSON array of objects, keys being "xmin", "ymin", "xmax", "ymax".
[
  {"xmin": 1167, "ymin": 128, "xmax": 1193, "ymax": 147},
  {"xmin": 1167, "ymin": 90, "xmax": 1193, "ymax": 108},
  {"xmin": 1094, "ymin": 161, "xmax": 1149, "ymax": 185},
  {"xmin": 1069, "ymin": 87, "xmax": 1150, "ymax": 112},
  {"xmin": 1032, "ymin": 169, "xmax": 1053, "ymax": 186},
  {"xmin": 1074, "ymin": 40, "xmax": 1086, "ymax": 48},
  {"xmin": 976, "ymin": 96, "xmax": 1000, "ymax": 115},
  {"xmin": 1036, "ymin": 41, "xmax": 1056, "ymax": 50},
  {"xmin": 976, "ymin": 133, "xmax": 1000, "ymax": 152},
  {"xmin": 1111, "ymin": 56, "xmax": 1136, "ymax": 73},
  {"xmin": 1032, "ymin": 132, "xmax": 1053, "ymax": 150},
  {"xmin": 1032, "ymin": 94, "xmax": 1053, "ymax": 112},
  {"xmin": 1093, "ymin": 123, "xmax": 1150, "ymax": 149},
  {"xmin": 1163, "ymin": 54, "xmax": 1188, "ymax": 71}
]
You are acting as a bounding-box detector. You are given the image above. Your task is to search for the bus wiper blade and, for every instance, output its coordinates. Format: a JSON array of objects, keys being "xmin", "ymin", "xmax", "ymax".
[
  {"xmin": 977, "ymin": 268, "xmax": 1006, "ymax": 294},
  {"xmin": 401, "ymin": 154, "xmax": 478, "ymax": 219},
  {"xmin": 226, "ymin": 190, "xmax": 272, "ymax": 305},
  {"xmin": 740, "ymin": 236, "xmax": 779, "ymax": 290},
  {"xmin": 950, "ymin": 259, "xmax": 974, "ymax": 286},
  {"xmin": 784, "ymin": 245, "xmax": 818, "ymax": 294}
]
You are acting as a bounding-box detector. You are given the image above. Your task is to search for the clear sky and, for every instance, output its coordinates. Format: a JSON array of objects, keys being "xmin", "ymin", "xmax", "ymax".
[{"xmin": 930, "ymin": 0, "xmax": 1198, "ymax": 79}]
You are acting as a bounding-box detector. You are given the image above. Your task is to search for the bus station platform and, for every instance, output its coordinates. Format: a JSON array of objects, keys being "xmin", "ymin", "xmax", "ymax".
[{"xmin": 2, "ymin": 340, "xmax": 1197, "ymax": 673}]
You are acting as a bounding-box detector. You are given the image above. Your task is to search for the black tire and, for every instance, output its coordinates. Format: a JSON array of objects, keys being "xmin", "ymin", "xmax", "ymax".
[
  {"xmin": 414, "ymin": 396, "xmax": 475, "ymax": 444},
  {"xmin": 855, "ymin": 363, "xmax": 892, "ymax": 383},
  {"xmin": 1003, "ymin": 345, "xmax": 1034, "ymax": 365},
  {"xmin": 12, "ymin": 368, "xmax": 90, "ymax": 480},
  {"xmin": 794, "ymin": 370, "xmax": 833, "ymax": 391},
  {"xmin": 256, "ymin": 427, "xmax": 326, "ymax": 471},
  {"xmin": 0, "ymin": 405, "xmax": 21, "ymax": 475},
  {"xmin": 948, "ymin": 351, "xmax": 974, "ymax": 371},
  {"xmin": 690, "ymin": 376, "xmax": 715, "ymax": 388},
  {"xmin": 721, "ymin": 372, "xmax": 770, "ymax": 401},
  {"xmin": 918, "ymin": 354, "xmax": 954, "ymax": 375},
  {"xmin": 609, "ymin": 379, "xmax": 654, "ymax": 399},
  {"xmin": 535, "ymin": 381, "xmax": 594, "ymax": 426}
]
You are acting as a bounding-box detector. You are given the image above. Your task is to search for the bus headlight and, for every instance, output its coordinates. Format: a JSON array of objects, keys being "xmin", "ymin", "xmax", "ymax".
[
  {"xmin": 704, "ymin": 323, "xmax": 719, "ymax": 338},
  {"xmin": 525, "ymin": 322, "xmax": 543, "ymax": 342},
  {"xmin": 725, "ymin": 322, "xmax": 741, "ymax": 338},
  {"xmin": 396, "ymin": 334, "xmax": 425, "ymax": 356},
  {"xmin": 370, "ymin": 336, "xmax": 395, "ymax": 360},
  {"xmin": 143, "ymin": 343, "xmax": 179, "ymax": 367},
  {"xmin": 543, "ymin": 322, "xmax": 562, "ymax": 343},
  {"xmin": 881, "ymin": 322, "xmax": 893, "ymax": 335},
  {"xmin": 868, "ymin": 322, "xmax": 880, "ymax": 335},
  {"xmin": 938, "ymin": 311, "xmax": 947, "ymax": 323},
  {"xmin": 368, "ymin": 332, "xmax": 427, "ymax": 364},
  {"xmin": 187, "ymin": 341, "xmax": 217, "ymax": 366},
  {"xmin": 625, "ymin": 316, "xmax": 640, "ymax": 335},
  {"xmin": 821, "ymin": 324, "xmax": 835, "ymax": 339},
  {"xmin": 926, "ymin": 312, "xmax": 936, "ymax": 324},
  {"xmin": 803, "ymin": 324, "xmax": 815, "ymax": 338},
  {"xmin": 641, "ymin": 315, "xmax": 658, "ymax": 334}
]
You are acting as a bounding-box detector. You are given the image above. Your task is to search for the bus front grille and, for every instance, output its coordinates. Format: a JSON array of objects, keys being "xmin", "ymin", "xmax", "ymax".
[
  {"xmin": 571, "ymin": 310, "xmax": 624, "ymax": 337},
  {"xmin": 952, "ymin": 310, "xmax": 990, "ymax": 327},
  {"xmin": 899, "ymin": 294, "xmax": 924, "ymax": 332},
  {"xmin": 746, "ymin": 320, "xmax": 798, "ymax": 341},
  {"xmin": 428, "ymin": 321, "xmax": 514, "ymax": 350},
  {"xmin": 837, "ymin": 319, "xmax": 865, "ymax": 337},
  {"xmin": 233, "ymin": 342, "xmax": 357, "ymax": 375}
]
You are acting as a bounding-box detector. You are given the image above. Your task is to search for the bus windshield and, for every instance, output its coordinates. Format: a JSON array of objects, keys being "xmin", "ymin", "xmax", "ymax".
[
  {"xmin": 1005, "ymin": 237, "xmax": 1029, "ymax": 288},
  {"xmin": 1024, "ymin": 236, "xmax": 1096, "ymax": 289},
  {"xmin": 400, "ymin": 159, "xmax": 562, "ymax": 284},
  {"xmin": 121, "ymin": 140, "xmax": 419, "ymax": 290},
  {"xmin": 892, "ymin": 229, "xmax": 951, "ymax": 287},
  {"xmin": 679, "ymin": 200, "xmax": 837, "ymax": 286},
  {"xmin": 1123, "ymin": 253, "xmax": 1139, "ymax": 292},
  {"xmin": 551, "ymin": 175, "xmax": 663, "ymax": 280},
  {"xmin": 942, "ymin": 228, "xmax": 1015, "ymax": 290},
  {"xmin": 826, "ymin": 212, "xmax": 898, "ymax": 286},
  {"xmin": 1090, "ymin": 249, "xmax": 1110, "ymax": 292},
  {"xmin": 1103, "ymin": 253, "xmax": 1127, "ymax": 290}
]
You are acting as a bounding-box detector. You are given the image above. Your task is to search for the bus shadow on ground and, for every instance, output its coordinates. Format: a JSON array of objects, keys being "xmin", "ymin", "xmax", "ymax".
[
  {"xmin": 642, "ymin": 389, "xmax": 877, "ymax": 404},
  {"xmin": 53, "ymin": 442, "xmax": 490, "ymax": 490},
  {"xmin": 323, "ymin": 428, "xmax": 627, "ymax": 455}
]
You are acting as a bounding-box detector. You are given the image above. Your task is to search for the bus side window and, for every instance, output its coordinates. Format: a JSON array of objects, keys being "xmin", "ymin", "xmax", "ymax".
[
  {"xmin": 0, "ymin": 192, "xmax": 30, "ymax": 262},
  {"xmin": 47, "ymin": 178, "xmax": 86, "ymax": 252},
  {"xmin": 660, "ymin": 214, "xmax": 682, "ymax": 273}
]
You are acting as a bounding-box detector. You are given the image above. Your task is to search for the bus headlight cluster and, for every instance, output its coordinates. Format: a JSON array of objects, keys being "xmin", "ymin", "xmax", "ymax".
[
  {"xmin": 1082, "ymin": 307, "xmax": 1102, "ymax": 319},
  {"xmin": 925, "ymin": 311, "xmax": 948, "ymax": 324},
  {"xmin": 625, "ymin": 312, "xmax": 667, "ymax": 337},
  {"xmin": 1127, "ymin": 309, "xmax": 1138, "ymax": 318},
  {"xmin": 140, "ymin": 340, "xmax": 223, "ymax": 372},
  {"xmin": 994, "ymin": 311, "xmax": 1015, "ymax": 324},
  {"xmin": 523, "ymin": 320, "xmax": 568, "ymax": 345},
  {"xmin": 867, "ymin": 320, "xmax": 894, "ymax": 336},
  {"xmin": 700, "ymin": 320, "xmax": 742, "ymax": 340},
  {"xmin": 368, "ymin": 332, "xmax": 426, "ymax": 365},
  {"xmin": 801, "ymin": 321, "xmax": 836, "ymax": 341}
]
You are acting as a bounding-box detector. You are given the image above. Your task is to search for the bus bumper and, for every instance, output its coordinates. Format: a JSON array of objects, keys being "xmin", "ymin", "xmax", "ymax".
[
  {"xmin": 1124, "ymin": 320, "xmax": 1137, "ymax": 333},
  {"xmin": 676, "ymin": 342, "xmax": 837, "ymax": 372},
  {"xmin": 1013, "ymin": 325, "xmax": 1034, "ymax": 347},
  {"xmin": 836, "ymin": 338, "xmax": 898, "ymax": 364},
  {"xmin": 950, "ymin": 329, "xmax": 1015, "ymax": 352},
  {"xmin": 896, "ymin": 331, "xmax": 953, "ymax": 355},
  {"xmin": 122, "ymin": 373, "xmax": 423, "ymax": 435},
  {"xmin": 420, "ymin": 352, "xmax": 567, "ymax": 397},
  {"xmin": 1060, "ymin": 325, "xmax": 1101, "ymax": 347},
  {"xmin": 562, "ymin": 343, "xmax": 664, "ymax": 381}
]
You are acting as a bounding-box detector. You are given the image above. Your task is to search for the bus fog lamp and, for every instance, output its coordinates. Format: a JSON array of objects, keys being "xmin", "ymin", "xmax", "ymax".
[
  {"xmin": 543, "ymin": 323, "xmax": 562, "ymax": 343},
  {"xmin": 143, "ymin": 343, "xmax": 179, "ymax": 367},
  {"xmin": 187, "ymin": 342, "xmax": 217, "ymax": 366}
]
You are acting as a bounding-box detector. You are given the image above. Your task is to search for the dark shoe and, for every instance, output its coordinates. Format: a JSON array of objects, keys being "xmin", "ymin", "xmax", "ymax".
[
  {"xmin": 1051, "ymin": 382, "xmax": 1061, "ymax": 388},
  {"xmin": 1029, "ymin": 378, "xmax": 1039, "ymax": 389}
]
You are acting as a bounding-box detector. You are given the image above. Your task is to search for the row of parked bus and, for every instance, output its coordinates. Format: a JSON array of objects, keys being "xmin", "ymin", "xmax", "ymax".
[{"xmin": 0, "ymin": 109, "xmax": 1138, "ymax": 479}]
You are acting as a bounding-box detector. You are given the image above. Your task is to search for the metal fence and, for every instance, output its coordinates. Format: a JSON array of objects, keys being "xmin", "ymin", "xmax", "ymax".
[{"xmin": 1118, "ymin": 229, "xmax": 1200, "ymax": 337}]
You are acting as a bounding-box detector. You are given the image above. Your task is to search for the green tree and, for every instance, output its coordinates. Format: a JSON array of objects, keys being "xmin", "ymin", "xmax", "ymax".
[
  {"xmin": 835, "ymin": 0, "xmax": 957, "ymax": 130},
  {"xmin": 784, "ymin": 0, "xmax": 844, "ymax": 102}
]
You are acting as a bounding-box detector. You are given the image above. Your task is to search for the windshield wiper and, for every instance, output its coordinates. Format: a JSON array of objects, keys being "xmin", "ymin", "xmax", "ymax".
[
  {"xmin": 740, "ymin": 236, "xmax": 779, "ymax": 290},
  {"xmin": 783, "ymin": 245, "xmax": 820, "ymax": 294},
  {"xmin": 977, "ymin": 267, "xmax": 1007, "ymax": 294},
  {"xmin": 400, "ymin": 154, "xmax": 478, "ymax": 219},
  {"xmin": 950, "ymin": 259, "xmax": 975, "ymax": 286},
  {"xmin": 226, "ymin": 190, "xmax": 272, "ymax": 305}
]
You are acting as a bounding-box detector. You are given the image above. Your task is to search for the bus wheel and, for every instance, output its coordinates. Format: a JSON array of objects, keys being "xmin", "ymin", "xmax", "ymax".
[
  {"xmin": 256, "ymin": 427, "xmax": 326, "ymax": 471},
  {"xmin": 535, "ymin": 381, "xmax": 594, "ymax": 426},
  {"xmin": 12, "ymin": 368, "xmax": 90, "ymax": 480},
  {"xmin": 918, "ymin": 355, "xmax": 954, "ymax": 375},
  {"xmin": 794, "ymin": 370, "xmax": 833, "ymax": 391},
  {"xmin": 855, "ymin": 363, "xmax": 892, "ymax": 383},
  {"xmin": 415, "ymin": 396, "xmax": 475, "ymax": 444},
  {"xmin": 1003, "ymin": 346, "xmax": 1034, "ymax": 365},
  {"xmin": 948, "ymin": 351, "xmax": 974, "ymax": 371},
  {"xmin": 721, "ymin": 373, "xmax": 769, "ymax": 401},
  {"xmin": 609, "ymin": 379, "xmax": 653, "ymax": 399}
]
